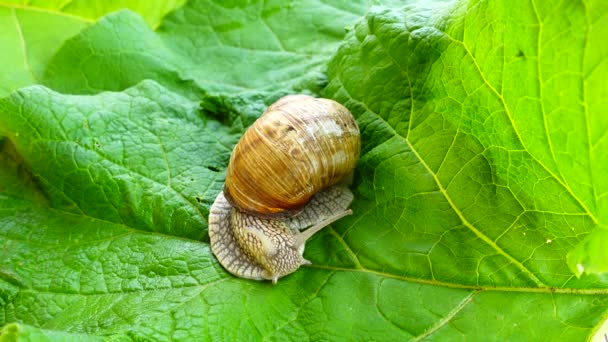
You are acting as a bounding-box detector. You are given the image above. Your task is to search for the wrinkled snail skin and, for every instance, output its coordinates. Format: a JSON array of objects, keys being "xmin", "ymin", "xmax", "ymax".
[
  {"xmin": 208, "ymin": 95, "xmax": 360, "ymax": 284},
  {"xmin": 209, "ymin": 186, "xmax": 354, "ymax": 283}
]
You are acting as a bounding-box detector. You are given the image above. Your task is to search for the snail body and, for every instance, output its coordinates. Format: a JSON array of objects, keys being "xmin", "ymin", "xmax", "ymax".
[{"xmin": 209, "ymin": 95, "xmax": 360, "ymax": 283}]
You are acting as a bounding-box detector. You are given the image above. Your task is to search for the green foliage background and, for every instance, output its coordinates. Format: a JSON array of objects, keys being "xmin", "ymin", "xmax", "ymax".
[{"xmin": 0, "ymin": 0, "xmax": 607, "ymax": 340}]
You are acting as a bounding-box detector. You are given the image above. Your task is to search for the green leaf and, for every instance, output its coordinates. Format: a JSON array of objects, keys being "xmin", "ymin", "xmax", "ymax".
[
  {"xmin": 324, "ymin": 0, "xmax": 608, "ymax": 336},
  {"xmin": 42, "ymin": 0, "xmax": 369, "ymax": 99},
  {"xmin": 0, "ymin": 322, "xmax": 103, "ymax": 341},
  {"xmin": 0, "ymin": 0, "xmax": 186, "ymax": 97},
  {"xmin": 0, "ymin": 81, "xmax": 238, "ymax": 239},
  {"xmin": 1, "ymin": 0, "xmax": 608, "ymax": 340},
  {"xmin": 0, "ymin": 138, "xmax": 47, "ymax": 204},
  {"xmin": 0, "ymin": 195, "xmax": 221, "ymax": 340},
  {"xmin": 568, "ymin": 225, "xmax": 608, "ymax": 277},
  {"xmin": 0, "ymin": 4, "xmax": 88, "ymax": 96},
  {"xmin": 2, "ymin": 192, "xmax": 607, "ymax": 340},
  {"xmin": 0, "ymin": 0, "xmax": 187, "ymax": 27}
]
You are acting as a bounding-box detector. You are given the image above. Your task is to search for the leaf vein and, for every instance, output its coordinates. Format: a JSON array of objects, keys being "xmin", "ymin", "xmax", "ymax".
[
  {"xmin": 310, "ymin": 265, "xmax": 608, "ymax": 295},
  {"xmin": 337, "ymin": 90, "xmax": 546, "ymax": 287},
  {"xmin": 327, "ymin": 225, "xmax": 363, "ymax": 269},
  {"xmin": 0, "ymin": 3, "xmax": 93, "ymax": 23},
  {"xmin": 11, "ymin": 9, "xmax": 36, "ymax": 82},
  {"xmin": 413, "ymin": 291, "xmax": 476, "ymax": 341},
  {"xmin": 36, "ymin": 139, "xmax": 208, "ymax": 227},
  {"xmin": 445, "ymin": 35, "xmax": 598, "ymax": 224}
]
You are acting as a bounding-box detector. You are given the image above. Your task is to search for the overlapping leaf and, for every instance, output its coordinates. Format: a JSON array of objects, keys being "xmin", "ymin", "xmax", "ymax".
[
  {"xmin": 42, "ymin": 0, "xmax": 368, "ymax": 97},
  {"xmin": 0, "ymin": 0, "xmax": 185, "ymax": 97},
  {"xmin": 0, "ymin": 81, "xmax": 236, "ymax": 239},
  {"xmin": 569, "ymin": 225, "xmax": 608, "ymax": 277}
]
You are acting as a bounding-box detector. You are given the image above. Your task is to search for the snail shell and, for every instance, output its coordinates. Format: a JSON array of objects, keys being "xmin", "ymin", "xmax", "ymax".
[
  {"xmin": 209, "ymin": 95, "xmax": 360, "ymax": 283},
  {"xmin": 223, "ymin": 95, "xmax": 360, "ymax": 218}
]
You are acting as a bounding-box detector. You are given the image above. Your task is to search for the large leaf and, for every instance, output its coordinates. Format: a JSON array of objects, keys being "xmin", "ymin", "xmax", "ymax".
[
  {"xmin": 1, "ymin": 178, "xmax": 606, "ymax": 340},
  {"xmin": 324, "ymin": 0, "xmax": 608, "ymax": 335},
  {"xmin": 1, "ymin": 0, "xmax": 608, "ymax": 341},
  {"xmin": 42, "ymin": 0, "xmax": 369, "ymax": 99},
  {"xmin": 1, "ymin": 0, "xmax": 186, "ymax": 27},
  {"xmin": 0, "ymin": 0, "xmax": 185, "ymax": 97},
  {"xmin": 0, "ymin": 81, "xmax": 236, "ymax": 239},
  {"xmin": 39, "ymin": 0, "xmax": 372, "ymax": 132}
]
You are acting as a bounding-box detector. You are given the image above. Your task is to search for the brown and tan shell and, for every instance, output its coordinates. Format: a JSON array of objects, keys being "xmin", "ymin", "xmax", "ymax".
[{"xmin": 223, "ymin": 95, "xmax": 360, "ymax": 218}]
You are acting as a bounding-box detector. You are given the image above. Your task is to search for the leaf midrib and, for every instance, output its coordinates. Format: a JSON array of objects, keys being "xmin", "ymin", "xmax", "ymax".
[
  {"xmin": 0, "ymin": 2, "xmax": 94, "ymax": 22},
  {"xmin": 364, "ymin": 3, "xmax": 598, "ymax": 224},
  {"xmin": 444, "ymin": 34, "xmax": 599, "ymax": 225},
  {"xmin": 10, "ymin": 8, "xmax": 36, "ymax": 83},
  {"xmin": 309, "ymin": 265, "xmax": 608, "ymax": 295},
  {"xmin": 339, "ymin": 91, "xmax": 546, "ymax": 287},
  {"xmin": 338, "ymin": 15, "xmax": 602, "ymax": 289}
]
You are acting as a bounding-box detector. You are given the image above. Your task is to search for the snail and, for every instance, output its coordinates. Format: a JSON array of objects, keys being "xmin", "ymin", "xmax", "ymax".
[{"xmin": 208, "ymin": 95, "xmax": 360, "ymax": 284}]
